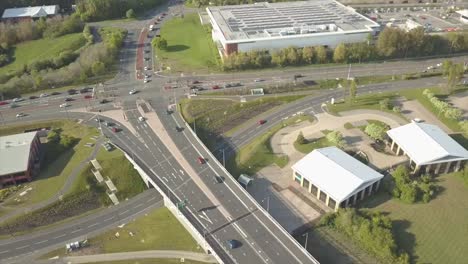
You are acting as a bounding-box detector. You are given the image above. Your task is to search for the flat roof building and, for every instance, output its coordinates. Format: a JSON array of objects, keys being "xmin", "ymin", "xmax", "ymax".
[
  {"xmin": 387, "ymin": 122, "xmax": 468, "ymax": 175},
  {"xmin": 206, "ymin": 0, "xmax": 380, "ymax": 56},
  {"xmin": 0, "ymin": 131, "xmax": 41, "ymax": 187},
  {"xmin": 2, "ymin": 5, "xmax": 59, "ymax": 22},
  {"xmin": 291, "ymin": 147, "xmax": 383, "ymax": 211}
]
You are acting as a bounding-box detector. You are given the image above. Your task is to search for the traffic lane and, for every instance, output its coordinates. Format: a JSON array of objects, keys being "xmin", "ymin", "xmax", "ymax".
[
  {"xmin": 123, "ymin": 110, "xmax": 269, "ymax": 264},
  {"xmin": 169, "ymin": 114, "xmax": 315, "ymax": 264},
  {"xmin": 156, "ymin": 107, "xmax": 313, "ymax": 264},
  {"xmin": 0, "ymin": 190, "xmax": 163, "ymax": 260}
]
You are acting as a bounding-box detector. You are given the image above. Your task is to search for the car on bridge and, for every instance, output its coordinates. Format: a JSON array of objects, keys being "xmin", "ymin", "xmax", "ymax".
[
  {"xmin": 197, "ymin": 157, "xmax": 205, "ymax": 164},
  {"xmin": 129, "ymin": 89, "xmax": 137, "ymax": 95},
  {"xmin": 111, "ymin": 127, "xmax": 120, "ymax": 133},
  {"xmin": 257, "ymin": 119, "xmax": 267, "ymax": 125},
  {"xmin": 227, "ymin": 239, "xmax": 241, "ymax": 249},
  {"xmin": 212, "ymin": 85, "xmax": 220, "ymax": 90},
  {"xmin": 16, "ymin": 113, "xmax": 26, "ymax": 118}
]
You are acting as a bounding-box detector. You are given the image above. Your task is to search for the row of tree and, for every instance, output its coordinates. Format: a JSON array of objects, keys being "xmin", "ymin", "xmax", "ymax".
[
  {"xmin": 385, "ymin": 165, "xmax": 437, "ymax": 204},
  {"xmin": 319, "ymin": 208, "xmax": 409, "ymax": 264},
  {"xmin": 422, "ymin": 89, "xmax": 464, "ymax": 121},
  {"xmin": 75, "ymin": 0, "xmax": 165, "ymax": 21},
  {"xmin": 0, "ymin": 28, "xmax": 127, "ymax": 97},
  {"xmin": 0, "ymin": 15, "xmax": 84, "ymax": 47},
  {"xmin": 222, "ymin": 28, "xmax": 468, "ymax": 71}
]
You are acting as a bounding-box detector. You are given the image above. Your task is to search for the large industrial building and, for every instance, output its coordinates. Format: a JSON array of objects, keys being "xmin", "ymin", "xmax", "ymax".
[
  {"xmin": 0, "ymin": 131, "xmax": 41, "ymax": 188},
  {"xmin": 387, "ymin": 122, "xmax": 468, "ymax": 175},
  {"xmin": 206, "ymin": 0, "xmax": 380, "ymax": 56},
  {"xmin": 1, "ymin": 5, "xmax": 59, "ymax": 22},
  {"xmin": 291, "ymin": 147, "xmax": 384, "ymax": 211}
]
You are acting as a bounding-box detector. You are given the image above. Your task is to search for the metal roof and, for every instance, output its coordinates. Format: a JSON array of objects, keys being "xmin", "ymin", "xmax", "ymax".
[
  {"xmin": 2, "ymin": 5, "xmax": 59, "ymax": 19},
  {"xmin": 291, "ymin": 147, "xmax": 383, "ymax": 203},
  {"xmin": 387, "ymin": 122, "xmax": 468, "ymax": 166},
  {"xmin": 456, "ymin": 10, "xmax": 468, "ymax": 17},
  {"xmin": 207, "ymin": 0, "xmax": 379, "ymax": 42},
  {"xmin": 0, "ymin": 131, "xmax": 38, "ymax": 176}
]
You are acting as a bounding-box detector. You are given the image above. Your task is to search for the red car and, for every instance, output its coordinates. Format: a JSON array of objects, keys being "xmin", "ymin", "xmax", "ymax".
[
  {"xmin": 197, "ymin": 157, "xmax": 205, "ymax": 164},
  {"xmin": 258, "ymin": 119, "xmax": 266, "ymax": 125},
  {"xmin": 162, "ymin": 13, "xmax": 166, "ymax": 16},
  {"xmin": 0, "ymin": 101, "xmax": 8, "ymax": 105},
  {"xmin": 111, "ymin": 127, "xmax": 120, "ymax": 133},
  {"xmin": 212, "ymin": 85, "xmax": 220, "ymax": 90},
  {"xmin": 84, "ymin": 95, "xmax": 93, "ymax": 99}
]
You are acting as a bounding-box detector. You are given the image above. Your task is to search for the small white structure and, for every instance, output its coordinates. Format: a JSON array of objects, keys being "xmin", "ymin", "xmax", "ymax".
[
  {"xmin": 456, "ymin": 10, "xmax": 468, "ymax": 24},
  {"xmin": 291, "ymin": 147, "xmax": 383, "ymax": 211},
  {"xmin": 387, "ymin": 122, "xmax": 468, "ymax": 174}
]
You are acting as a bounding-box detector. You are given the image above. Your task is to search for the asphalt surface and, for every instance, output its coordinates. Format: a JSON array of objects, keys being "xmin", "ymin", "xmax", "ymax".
[{"xmin": 0, "ymin": 1, "xmax": 467, "ymax": 264}]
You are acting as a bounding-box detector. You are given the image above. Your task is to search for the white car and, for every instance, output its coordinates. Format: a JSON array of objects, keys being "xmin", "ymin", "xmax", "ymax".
[
  {"xmin": 138, "ymin": 116, "xmax": 145, "ymax": 122},
  {"xmin": 144, "ymin": 79, "xmax": 149, "ymax": 83},
  {"xmin": 129, "ymin": 89, "xmax": 137, "ymax": 95},
  {"xmin": 60, "ymin": 103, "xmax": 70, "ymax": 108},
  {"xmin": 411, "ymin": 118, "xmax": 423, "ymax": 123},
  {"xmin": 40, "ymin": 93, "xmax": 49, "ymax": 98},
  {"xmin": 254, "ymin": 79, "xmax": 264, "ymax": 82},
  {"xmin": 16, "ymin": 113, "xmax": 26, "ymax": 118},
  {"xmin": 12, "ymin": 98, "xmax": 24, "ymax": 102},
  {"xmin": 144, "ymin": 66, "xmax": 149, "ymax": 70}
]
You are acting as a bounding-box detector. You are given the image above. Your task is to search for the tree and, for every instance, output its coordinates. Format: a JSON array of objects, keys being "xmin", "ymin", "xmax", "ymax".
[
  {"xmin": 296, "ymin": 131, "xmax": 307, "ymax": 145},
  {"xmin": 379, "ymin": 98, "xmax": 391, "ymax": 110},
  {"xmin": 302, "ymin": 46, "xmax": 315, "ymax": 64},
  {"xmin": 315, "ymin": 46, "xmax": 327, "ymax": 64},
  {"xmin": 349, "ymin": 80, "xmax": 357, "ymax": 103},
  {"xmin": 333, "ymin": 43, "xmax": 347, "ymax": 63},
  {"xmin": 447, "ymin": 63, "xmax": 464, "ymax": 92},
  {"xmin": 126, "ymin": 9, "xmax": 135, "ymax": 19},
  {"xmin": 364, "ymin": 123, "xmax": 388, "ymax": 141},
  {"xmin": 399, "ymin": 184, "xmax": 418, "ymax": 203},
  {"xmin": 444, "ymin": 108, "xmax": 463, "ymax": 120},
  {"xmin": 152, "ymin": 37, "xmax": 168, "ymax": 50},
  {"xmin": 459, "ymin": 120, "xmax": 468, "ymax": 134},
  {"xmin": 326, "ymin": 131, "xmax": 346, "ymax": 148},
  {"xmin": 392, "ymin": 106, "xmax": 401, "ymax": 113},
  {"xmin": 91, "ymin": 61, "xmax": 106, "ymax": 76}
]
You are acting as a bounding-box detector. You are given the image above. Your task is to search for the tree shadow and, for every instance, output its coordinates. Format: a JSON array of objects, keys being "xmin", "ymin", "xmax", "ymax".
[
  {"xmin": 392, "ymin": 219, "xmax": 418, "ymax": 264},
  {"xmin": 166, "ymin": 45, "xmax": 189, "ymax": 52}
]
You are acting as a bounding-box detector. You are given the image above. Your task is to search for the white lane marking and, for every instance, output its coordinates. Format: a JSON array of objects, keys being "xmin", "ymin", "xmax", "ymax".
[
  {"xmin": 104, "ymin": 216, "xmax": 115, "ymax": 222},
  {"xmin": 120, "ymin": 209, "xmax": 130, "ymax": 215},
  {"xmin": 54, "ymin": 234, "xmax": 66, "ymax": 239},
  {"xmin": 34, "ymin": 240, "xmax": 48, "ymax": 245},
  {"xmin": 233, "ymin": 223, "xmax": 248, "ymax": 238},
  {"xmin": 88, "ymin": 223, "xmax": 99, "ymax": 228},
  {"xmin": 198, "ymin": 211, "xmax": 213, "ymax": 224},
  {"xmin": 163, "ymin": 177, "xmax": 169, "ymax": 182},
  {"xmin": 71, "ymin": 229, "xmax": 81, "ymax": 234},
  {"xmin": 179, "ymin": 169, "xmax": 184, "ymax": 175},
  {"xmin": 15, "ymin": 245, "xmax": 28, "ymax": 250},
  {"xmin": 0, "ymin": 250, "xmax": 10, "ymax": 254}
]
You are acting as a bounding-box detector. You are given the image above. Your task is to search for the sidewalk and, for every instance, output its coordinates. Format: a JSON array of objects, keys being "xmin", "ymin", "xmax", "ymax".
[{"xmin": 43, "ymin": 250, "xmax": 216, "ymax": 264}]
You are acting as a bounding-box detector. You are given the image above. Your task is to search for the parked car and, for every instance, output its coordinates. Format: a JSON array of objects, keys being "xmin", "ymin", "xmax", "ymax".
[
  {"xmin": 144, "ymin": 79, "xmax": 150, "ymax": 83},
  {"xmin": 65, "ymin": 97, "xmax": 74, "ymax": 102},
  {"xmin": 111, "ymin": 127, "xmax": 120, "ymax": 133},
  {"xmin": 0, "ymin": 101, "xmax": 8, "ymax": 105},
  {"xmin": 51, "ymin": 91, "xmax": 61, "ymax": 95},
  {"xmin": 212, "ymin": 85, "xmax": 220, "ymax": 90},
  {"xmin": 138, "ymin": 116, "xmax": 145, "ymax": 122},
  {"xmin": 94, "ymin": 118, "xmax": 101, "ymax": 122},
  {"xmin": 29, "ymin": 95, "xmax": 38, "ymax": 100},
  {"xmin": 197, "ymin": 157, "xmax": 205, "ymax": 164},
  {"xmin": 227, "ymin": 239, "xmax": 240, "ymax": 249},
  {"xmin": 129, "ymin": 89, "xmax": 137, "ymax": 95},
  {"xmin": 254, "ymin": 79, "xmax": 263, "ymax": 82},
  {"xmin": 16, "ymin": 113, "xmax": 26, "ymax": 118},
  {"xmin": 12, "ymin": 98, "xmax": 24, "ymax": 102},
  {"xmin": 257, "ymin": 119, "xmax": 266, "ymax": 125},
  {"xmin": 104, "ymin": 121, "xmax": 113, "ymax": 127},
  {"xmin": 103, "ymin": 142, "xmax": 113, "ymax": 151},
  {"xmin": 411, "ymin": 118, "xmax": 423, "ymax": 123},
  {"xmin": 67, "ymin": 89, "xmax": 77, "ymax": 95},
  {"xmin": 40, "ymin": 93, "xmax": 49, "ymax": 98},
  {"xmin": 294, "ymin": 74, "xmax": 303, "ymax": 78},
  {"xmin": 60, "ymin": 103, "xmax": 70, "ymax": 108},
  {"xmin": 99, "ymin": 99, "xmax": 108, "ymax": 104},
  {"xmin": 84, "ymin": 95, "xmax": 93, "ymax": 99}
]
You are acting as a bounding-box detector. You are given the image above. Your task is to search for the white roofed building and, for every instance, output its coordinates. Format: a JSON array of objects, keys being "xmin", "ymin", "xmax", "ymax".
[
  {"xmin": 1, "ymin": 5, "xmax": 59, "ymax": 22},
  {"xmin": 387, "ymin": 122, "xmax": 468, "ymax": 175},
  {"xmin": 291, "ymin": 147, "xmax": 384, "ymax": 211}
]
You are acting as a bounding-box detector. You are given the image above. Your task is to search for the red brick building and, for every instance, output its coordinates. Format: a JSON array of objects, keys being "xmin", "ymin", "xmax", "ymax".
[{"xmin": 0, "ymin": 131, "xmax": 41, "ymax": 188}]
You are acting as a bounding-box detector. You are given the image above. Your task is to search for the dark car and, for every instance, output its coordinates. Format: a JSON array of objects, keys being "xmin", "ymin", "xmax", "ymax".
[
  {"xmin": 144, "ymin": 57, "xmax": 150, "ymax": 61},
  {"xmin": 191, "ymin": 80, "xmax": 200, "ymax": 84},
  {"xmin": 212, "ymin": 85, "xmax": 220, "ymax": 90},
  {"xmin": 67, "ymin": 89, "xmax": 77, "ymax": 95},
  {"xmin": 215, "ymin": 176, "xmax": 224, "ymax": 183},
  {"xmin": 197, "ymin": 157, "xmax": 205, "ymax": 164},
  {"xmin": 257, "ymin": 119, "xmax": 266, "ymax": 125},
  {"xmin": 65, "ymin": 97, "xmax": 74, "ymax": 102},
  {"xmin": 84, "ymin": 95, "xmax": 93, "ymax": 99},
  {"xmin": 99, "ymin": 99, "xmax": 108, "ymax": 104},
  {"xmin": 111, "ymin": 127, "xmax": 120, "ymax": 133},
  {"xmin": 176, "ymin": 126, "xmax": 183, "ymax": 132},
  {"xmin": 0, "ymin": 101, "xmax": 8, "ymax": 105},
  {"xmin": 51, "ymin": 91, "xmax": 61, "ymax": 96},
  {"xmin": 294, "ymin": 74, "xmax": 303, "ymax": 78},
  {"xmin": 29, "ymin": 95, "xmax": 38, "ymax": 100},
  {"xmin": 227, "ymin": 239, "xmax": 240, "ymax": 249}
]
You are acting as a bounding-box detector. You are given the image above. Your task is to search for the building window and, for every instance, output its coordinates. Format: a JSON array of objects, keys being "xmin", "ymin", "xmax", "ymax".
[
  {"xmin": 303, "ymin": 178, "xmax": 310, "ymax": 189},
  {"xmin": 294, "ymin": 171, "xmax": 302, "ymax": 183},
  {"xmin": 310, "ymin": 184, "xmax": 318, "ymax": 195},
  {"xmin": 319, "ymin": 191, "xmax": 327, "ymax": 202},
  {"xmin": 328, "ymin": 198, "xmax": 336, "ymax": 209}
]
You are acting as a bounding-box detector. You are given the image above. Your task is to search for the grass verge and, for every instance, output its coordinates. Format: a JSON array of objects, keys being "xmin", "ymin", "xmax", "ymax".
[
  {"xmin": 0, "ymin": 33, "xmax": 86, "ymax": 76},
  {"xmin": 41, "ymin": 207, "xmax": 202, "ymax": 259},
  {"xmin": 363, "ymin": 172, "xmax": 468, "ymax": 263},
  {"xmin": 157, "ymin": 13, "xmax": 219, "ymax": 73},
  {"xmin": 294, "ymin": 136, "xmax": 331, "ymax": 154}
]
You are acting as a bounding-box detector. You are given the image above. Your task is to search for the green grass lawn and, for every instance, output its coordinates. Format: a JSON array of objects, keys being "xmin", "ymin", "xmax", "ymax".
[
  {"xmin": 1, "ymin": 120, "xmax": 99, "ymax": 208},
  {"xmin": 362, "ymin": 173, "xmax": 468, "ymax": 264},
  {"xmin": 327, "ymin": 91, "xmax": 400, "ymax": 115},
  {"xmin": 293, "ymin": 137, "xmax": 331, "ymax": 154},
  {"xmin": 0, "ymin": 33, "xmax": 85, "ymax": 76},
  {"xmin": 41, "ymin": 207, "xmax": 202, "ymax": 259},
  {"xmin": 157, "ymin": 13, "xmax": 219, "ymax": 73},
  {"xmin": 227, "ymin": 115, "xmax": 313, "ymax": 177}
]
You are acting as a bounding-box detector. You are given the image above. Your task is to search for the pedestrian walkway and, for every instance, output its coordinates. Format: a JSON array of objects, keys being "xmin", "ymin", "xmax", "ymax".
[{"xmin": 43, "ymin": 250, "xmax": 216, "ymax": 264}]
